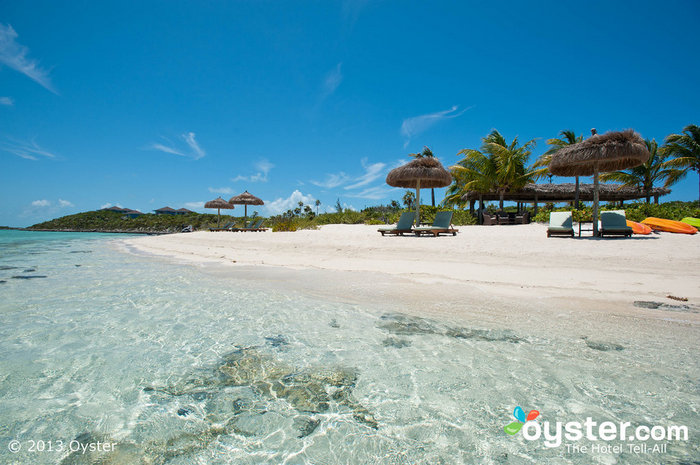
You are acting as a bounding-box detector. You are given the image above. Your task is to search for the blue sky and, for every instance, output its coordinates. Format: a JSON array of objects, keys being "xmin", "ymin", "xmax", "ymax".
[{"xmin": 1, "ymin": 1, "xmax": 698, "ymax": 227}]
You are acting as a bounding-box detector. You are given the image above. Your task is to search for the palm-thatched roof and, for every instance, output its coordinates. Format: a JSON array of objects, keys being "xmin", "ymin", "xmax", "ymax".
[
  {"xmin": 386, "ymin": 157, "xmax": 452, "ymax": 188},
  {"xmin": 229, "ymin": 191, "xmax": 264, "ymax": 205},
  {"xmin": 461, "ymin": 183, "xmax": 670, "ymax": 202},
  {"xmin": 204, "ymin": 197, "xmax": 234, "ymax": 209},
  {"xmin": 549, "ymin": 129, "xmax": 650, "ymax": 176}
]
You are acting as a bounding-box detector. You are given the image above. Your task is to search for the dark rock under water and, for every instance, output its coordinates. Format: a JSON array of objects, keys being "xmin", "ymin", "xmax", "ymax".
[
  {"xmin": 378, "ymin": 313, "xmax": 525, "ymax": 344},
  {"xmin": 581, "ymin": 337, "xmax": 624, "ymax": 352},
  {"xmin": 634, "ymin": 300, "xmax": 696, "ymax": 313},
  {"xmin": 11, "ymin": 275, "xmax": 47, "ymax": 279},
  {"xmin": 78, "ymin": 347, "xmax": 378, "ymax": 464}
]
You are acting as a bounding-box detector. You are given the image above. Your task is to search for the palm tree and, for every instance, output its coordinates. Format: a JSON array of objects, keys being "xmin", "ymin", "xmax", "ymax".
[
  {"xmin": 452, "ymin": 130, "xmax": 537, "ymax": 210},
  {"xmin": 314, "ymin": 199, "xmax": 321, "ymax": 215},
  {"xmin": 661, "ymin": 124, "xmax": 700, "ymax": 205},
  {"xmin": 410, "ymin": 146, "xmax": 438, "ymax": 206},
  {"xmin": 402, "ymin": 191, "xmax": 415, "ymax": 210},
  {"xmin": 600, "ymin": 139, "xmax": 684, "ymax": 203},
  {"xmin": 534, "ymin": 130, "xmax": 583, "ymax": 208}
]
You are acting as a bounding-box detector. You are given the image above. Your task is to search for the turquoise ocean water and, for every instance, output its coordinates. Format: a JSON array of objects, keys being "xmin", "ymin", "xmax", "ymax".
[{"xmin": 0, "ymin": 230, "xmax": 697, "ymax": 464}]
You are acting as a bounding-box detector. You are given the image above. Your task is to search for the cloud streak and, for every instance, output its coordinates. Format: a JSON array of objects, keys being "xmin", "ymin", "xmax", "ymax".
[
  {"xmin": 232, "ymin": 159, "xmax": 274, "ymax": 183},
  {"xmin": 1, "ymin": 137, "xmax": 56, "ymax": 160},
  {"xmin": 401, "ymin": 105, "xmax": 471, "ymax": 148},
  {"xmin": 0, "ymin": 24, "xmax": 56, "ymax": 94},
  {"xmin": 208, "ymin": 187, "xmax": 233, "ymax": 195},
  {"xmin": 321, "ymin": 62, "xmax": 343, "ymax": 99},
  {"xmin": 0, "ymin": 97, "xmax": 13, "ymax": 106},
  {"xmin": 344, "ymin": 158, "xmax": 386, "ymax": 190},
  {"xmin": 149, "ymin": 132, "xmax": 206, "ymax": 159}
]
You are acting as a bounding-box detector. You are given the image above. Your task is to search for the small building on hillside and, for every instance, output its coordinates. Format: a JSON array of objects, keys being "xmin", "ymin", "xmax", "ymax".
[
  {"xmin": 124, "ymin": 209, "xmax": 144, "ymax": 218},
  {"xmin": 101, "ymin": 206, "xmax": 131, "ymax": 214},
  {"xmin": 154, "ymin": 206, "xmax": 178, "ymax": 215},
  {"xmin": 155, "ymin": 207, "xmax": 194, "ymax": 215}
]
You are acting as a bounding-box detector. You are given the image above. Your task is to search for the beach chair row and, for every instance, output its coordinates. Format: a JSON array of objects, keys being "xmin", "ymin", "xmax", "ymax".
[
  {"xmin": 378, "ymin": 211, "xmax": 459, "ymax": 237},
  {"xmin": 547, "ymin": 211, "xmax": 632, "ymax": 238},
  {"xmin": 209, "ymin": 219, "xmax": 268, "ymax": 232}
]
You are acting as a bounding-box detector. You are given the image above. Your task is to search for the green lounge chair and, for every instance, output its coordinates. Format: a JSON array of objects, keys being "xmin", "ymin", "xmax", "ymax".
[
  {"xmin": 599, "ymin": 210, "xmax": 633, "ymax": 237},
  {"xmin": 413, "ymin": 211, "xmax": 459, "ymax": 237},
  {"xmin": 547, "ymin": 211, "xmax": 574, "ymax": 237},
  {"xmin": 209, "ymin": 221, "xmax": 235, "ymax": 231},
  {"xmin": 231, "ymin": 219, "xmax": 265, "ymax": 232},
  {"xmin": 378, "ymin": 212, "xmax": 415, "ymax": 236}
]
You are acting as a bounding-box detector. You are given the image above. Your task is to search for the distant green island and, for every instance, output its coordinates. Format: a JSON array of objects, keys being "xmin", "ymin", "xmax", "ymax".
[
  {"xmin": 28, "ymin": 210, "xmax": 234, "ymax": 234},
  {"xmin": 22, "ymin": 200, "xmax": 700, "ymax": 234}
]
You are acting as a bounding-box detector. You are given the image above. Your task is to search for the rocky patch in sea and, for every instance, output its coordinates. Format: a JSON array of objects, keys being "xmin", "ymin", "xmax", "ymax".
[
  {"xmin": 377, "ymin": 313, "xmax": 525, "ymax": 344},
  {"xmin": 60, "ymin": 346, "xmax": 377, "ymax": 464},
  {"xmin": 633, "ymin": 300, "xmax": 699, "ymax": 313}
]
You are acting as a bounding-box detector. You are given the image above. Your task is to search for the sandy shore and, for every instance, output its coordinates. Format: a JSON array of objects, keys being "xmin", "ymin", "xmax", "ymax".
[{"xmin": 123, "ymin": 223, "xmax": 700, "ymax": 341}]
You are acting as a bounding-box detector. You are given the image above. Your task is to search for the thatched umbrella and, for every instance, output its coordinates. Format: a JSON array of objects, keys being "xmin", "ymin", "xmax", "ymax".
[
  {"xmin": 386, "ymin": 156, "xmax": 452, "ymax": 225},
  {"xmin": 229, "ymin": 190, "xmax": 264, "ymax": 224},
  {"xmin": 204, "ymin": 197, "xmax": 235, "ymax": 228},
  {"xmin": 549, "ymin": 129, "xmax": 650, "ymax": 236}
]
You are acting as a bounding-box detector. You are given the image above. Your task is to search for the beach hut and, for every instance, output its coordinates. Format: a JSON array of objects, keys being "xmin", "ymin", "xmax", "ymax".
[
  {"xmin": 386, "ymin": 156, "xmax": 452, "ymax": 226},
  {"xmin": 154, "ymin": 206, "xmax": 178, "ymax": 215},
  {"xmin": 549, "ymin": 129, "xmax": 650, "ymax": 236},
  {"xmin": 204, "ymin": 197, "xmax": 235, "ymax": 228},
  {"xmin": 229, "ymin": 191, "xmax": 264, "ymax": 224}
]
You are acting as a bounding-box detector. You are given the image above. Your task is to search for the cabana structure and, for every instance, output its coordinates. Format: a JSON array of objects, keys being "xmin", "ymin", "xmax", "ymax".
[{"xmin": 462, "ymin": 183, "xmax": 670, "ymax": 222}]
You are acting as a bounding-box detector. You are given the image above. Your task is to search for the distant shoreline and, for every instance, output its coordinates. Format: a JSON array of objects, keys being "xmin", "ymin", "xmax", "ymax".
[{"xmin": 6, "ymin": 228, "xmax": 168, "ymax": 235}]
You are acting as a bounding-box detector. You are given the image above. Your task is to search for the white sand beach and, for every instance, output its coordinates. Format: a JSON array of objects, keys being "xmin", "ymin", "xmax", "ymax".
[{"xmin": 124, "ymin": 224, "xmax": 700, "ymax": 341}]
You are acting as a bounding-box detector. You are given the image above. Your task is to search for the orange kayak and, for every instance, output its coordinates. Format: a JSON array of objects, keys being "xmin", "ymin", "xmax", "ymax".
[
  {"xmin": 626, "ymin": 220, "xmax": 652, "ymax": 235},
  {"xmin": 641, "ymin": 217, "xmax": 698, "ymax": 235}
]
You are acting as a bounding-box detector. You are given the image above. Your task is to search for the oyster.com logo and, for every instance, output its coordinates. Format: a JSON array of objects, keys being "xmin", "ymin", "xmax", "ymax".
[{"xmin": 504, "ymin": 406, "xmax": 540, "ymax": 435}]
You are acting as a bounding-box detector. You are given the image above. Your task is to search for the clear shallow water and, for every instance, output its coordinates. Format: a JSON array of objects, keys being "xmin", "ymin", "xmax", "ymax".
[{"xmin": 0, "ymin": 230, "xmax": 697, "ymax": 464}]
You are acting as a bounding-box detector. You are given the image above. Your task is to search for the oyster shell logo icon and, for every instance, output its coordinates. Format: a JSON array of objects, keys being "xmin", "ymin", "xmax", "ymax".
[{"xmin": 504, "ymin": 406, "xmax": 540, "ymax": 435}]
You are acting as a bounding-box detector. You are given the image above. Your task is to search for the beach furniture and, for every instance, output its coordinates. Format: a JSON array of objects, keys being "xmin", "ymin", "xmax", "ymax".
[
  {"xmin": 231, "ymin": 219, "xmax": 267, "ymax": 232},
  {"xmin": 209, "ymin": 221, "xmax": 235, "ymax": 231},
  {"xmin": 515, "ymin": 211, "xmax": 530, "ymax": 224},
  {"xmin": 413, "ymin": 211, "xmax": 459, "ymax": 237},
  {"xmin": 378, "ymin": 212, "xmax": 415, "ymax": 236},
  {"xmin": 482, "ymin": 212, "xmax": 498, "ymax": 225},
  {"xmin": 547, "ymin": 211, "xmax": 574, "ymax": 237},
  {"xmin": 497, "ymin": 211, "xmax": 510, "ymax": 224},
  {"xmin": 599, "ymin": 210, "xmax": 633, "ymax": 237}
]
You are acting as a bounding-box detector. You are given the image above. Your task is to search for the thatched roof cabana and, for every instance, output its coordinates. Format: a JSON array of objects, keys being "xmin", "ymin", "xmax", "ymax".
[
  {"xmin": 205, "ymin": 197, "xmax": 234, "ymax": 228},
  {"xmin": 548, "ymin": 129, "xmax": 651, "ymax": 235},
  {"xmin": 229, "ymin": 191, "xmax": 264, "ymax": 222},
  {"xmin": 386, "ymin": 157, "xmax": 452, "ymax": 225},
  {"xmin": 386, "ymin": 157, "xmax": 453, "ymax": 189},
  {"xmin": 549, "ymin": 130, "xmax": 650, "ymax": 177},
  {"xmin": 462, "ymin": 183, "xmax": 670, "ymax": 203}
]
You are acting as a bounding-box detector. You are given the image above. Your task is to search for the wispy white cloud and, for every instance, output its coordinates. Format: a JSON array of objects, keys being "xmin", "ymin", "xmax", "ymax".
[
  {"xmin": 149, "ymin": 132, "xmax": 206, "ymax": 160},
  {"xmin": 31, "ymin": 199, "xmax": 50, "ymax": 207},
  {"xmin": 344, "ymin": 158, "xmax": 386, "ymax": 190},
  {"xmin": 1, "ymin": 137, "xmax": 56, "ymax": 160},
  {"xmin": 208, "ymin": 187, "xmax": 233, "ymax": 195},
  {"xmin": 0, "ymin": 24, "xmax": 56, "ymax": 94},
  {"xmin": 0, "ymin": 96, "xmax": 13, "ymax": 106},
  {"xmin": 310, "ymin": 172, "xmax": 350, "ymax": 189},
  {"xmin": 321, "ymin": 62, "xmax": 343, "ymax": 99},
  {"xmin": 401, "ymin": 105, "xmax": 471, "ymax": 148},
  {"xmin": 183, "ymin": 132, "xmax": 205, "ymax": 159},
  {"xmin": 264, "ymin": 190, "xmax": 316, "ymax": 215},
  {"xmin": 184, "ymin": 201, "xmax": 205, "ymax": 210},
  {"xmin": 58, "ymin": 199, "xmax": 74, "ymax": 207},
  {"xmin": 232, "ymin": 159, "xmax": 274, "ymax": 183},
  {"xmin": 346, "ymin": 186, "xmax": 392, "ymax": 200},
  {"xmin": 311, "ymin": 158, "xmax": 388, "ymax": 193}
]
